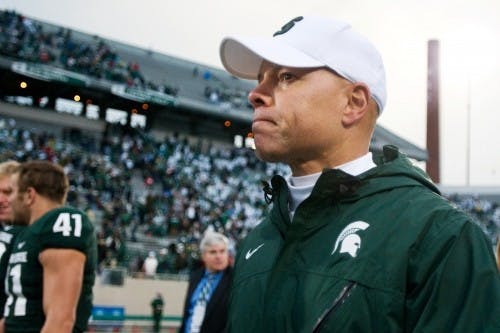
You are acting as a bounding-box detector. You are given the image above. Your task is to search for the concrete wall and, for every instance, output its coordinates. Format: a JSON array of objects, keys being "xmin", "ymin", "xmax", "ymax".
[{"xmin": 93, "ymin": 277, "xmax": 188, "ymax": 317}]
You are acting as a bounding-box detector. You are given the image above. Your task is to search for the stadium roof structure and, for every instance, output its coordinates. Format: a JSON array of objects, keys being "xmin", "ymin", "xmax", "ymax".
[{"xmin": 0, "ymin": 10, "xmax": 428, "ymax": 161}]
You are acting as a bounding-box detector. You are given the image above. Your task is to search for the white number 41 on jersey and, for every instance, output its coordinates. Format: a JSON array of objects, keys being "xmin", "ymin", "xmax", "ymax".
[{"xmin": 53, "ymin": 213, "xmax": 82, "ymax": 237}]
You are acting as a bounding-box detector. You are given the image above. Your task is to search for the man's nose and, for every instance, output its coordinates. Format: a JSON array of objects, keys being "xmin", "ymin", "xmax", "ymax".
[{"xmin": 248, "ymin": 82, "xmax": 272, "ymax": 109}]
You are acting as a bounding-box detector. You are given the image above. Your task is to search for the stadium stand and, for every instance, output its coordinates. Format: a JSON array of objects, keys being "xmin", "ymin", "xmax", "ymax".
[
  {"xmin": 0, "ymin": 9, "xmax": 427, "ymax": 159},
  {"xmin": 1, "ymin": 111, "xmax": 498, "ymax": 271},
  {"xmin": 0, "ymin": 108, "xmax": 285, "ymax": 274}
]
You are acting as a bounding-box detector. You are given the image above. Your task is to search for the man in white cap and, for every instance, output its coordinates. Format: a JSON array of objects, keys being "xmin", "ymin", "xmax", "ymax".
[{"xmin": 219, "ymin": 16, "xmax": 500, "ymax": 332}]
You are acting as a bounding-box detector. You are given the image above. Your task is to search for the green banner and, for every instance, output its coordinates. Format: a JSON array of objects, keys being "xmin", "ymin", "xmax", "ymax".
[
  {"xmin": 111, "ymin": 85, "xmax": 177, "ymax": 106},
  {"xmin": 11, "ymin": 62, "xmax": 91, "ymax": 87}
]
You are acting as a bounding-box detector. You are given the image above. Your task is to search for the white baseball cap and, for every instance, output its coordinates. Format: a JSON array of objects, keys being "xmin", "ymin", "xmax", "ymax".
[{"xmin": 219, "ymin": 16, "xmax": 387, "ymax": 112}]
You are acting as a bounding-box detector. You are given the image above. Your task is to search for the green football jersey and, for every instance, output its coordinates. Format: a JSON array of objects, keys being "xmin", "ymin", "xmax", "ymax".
[
  {"xmin": 0, "ymin": 224, "xmax": 24, "ymax": 319},
  {"xmin": 4, "ymin": 207, "xmax": 97, "ymax": 333}
]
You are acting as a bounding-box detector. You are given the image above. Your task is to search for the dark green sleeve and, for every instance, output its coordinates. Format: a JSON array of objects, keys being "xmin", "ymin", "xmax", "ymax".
[
  {"xmin": 39, "ymin": 209, "xmax": 94, "ymax": 253},
  {"xmin": 406, "ymin": 221, "xmax": 500, "ymax": 333}
]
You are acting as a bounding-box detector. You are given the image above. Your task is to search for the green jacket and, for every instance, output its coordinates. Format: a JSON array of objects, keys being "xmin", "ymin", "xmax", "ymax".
[{"xmin": 228, "ymin": 146, "xmax": 500, "ymax": 333}]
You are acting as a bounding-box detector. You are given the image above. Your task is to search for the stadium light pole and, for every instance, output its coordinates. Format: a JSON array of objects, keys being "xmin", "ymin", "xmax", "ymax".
[
  {"xmin": 426, "ymin": 39, "xmax": 440, "ymax": 184},
  {"xmin": 465, "ymin": 76, "xmax": 471, "ymax": 186},
  {"xmin": 454, "ymin": 22, "xmax": 498, "ymax": 187}
]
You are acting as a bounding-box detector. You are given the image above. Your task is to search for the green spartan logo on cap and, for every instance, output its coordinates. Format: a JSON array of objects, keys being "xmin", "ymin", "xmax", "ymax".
[{"xmin": 273, "ymin": 16, "xmax": 304, "ymax": 37}]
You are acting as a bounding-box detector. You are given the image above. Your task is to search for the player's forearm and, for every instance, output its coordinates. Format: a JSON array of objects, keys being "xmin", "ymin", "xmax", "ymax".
[
  {"xmin": 40, "ymin": 249, "xmax": 85, "ymax": 333},
  {"xmin": 41, "ymin": 312, "xmax": 75, "ymax": 333}
]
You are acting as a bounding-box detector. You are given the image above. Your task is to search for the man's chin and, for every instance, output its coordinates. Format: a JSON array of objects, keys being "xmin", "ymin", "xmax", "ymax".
[
  {"xmin": 11, "ymin": 218, "xmax": 30, "ymax": 226},
  {"xmin": 255, "ymin": 148, "xmax": 284, "ymax": 163}
]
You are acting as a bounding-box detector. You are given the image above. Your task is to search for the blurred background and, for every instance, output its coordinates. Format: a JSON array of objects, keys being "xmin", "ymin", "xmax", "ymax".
[{"xmin": 0, "ymin": 1, "xmax": 499, "ymax": 332}]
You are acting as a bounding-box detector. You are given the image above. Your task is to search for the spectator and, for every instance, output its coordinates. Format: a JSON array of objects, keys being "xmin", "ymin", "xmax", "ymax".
[
  {"xmin": 143, "ymin": 250, "xmax": 158, "ymax": 278},
  {"xmin": 150, "ymin": 292, "xmax": 164, "ymax": 333},
  {"xmin": 180, "ymin": 232, "xmax": 232, "ymax": 333}
]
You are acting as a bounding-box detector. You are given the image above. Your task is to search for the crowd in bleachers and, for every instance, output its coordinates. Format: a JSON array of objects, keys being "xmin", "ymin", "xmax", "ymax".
[
  {"xmin": 447, "ymin": 194, "xmax": 500, "ymax": 244},
  {"xmin": 0, "ymin": 9, "xmax": 257, "ymax": 110},
  {"xmin": 0, "ymin": 9, "xmax": 177, "ymax": 95},
  {"xmin": 197, "ymin": 68, "xmax": 251, "ymax": 110},
  {"xmin": 0, "ymin": 116, "xmax": 288, "ymax": 276}
]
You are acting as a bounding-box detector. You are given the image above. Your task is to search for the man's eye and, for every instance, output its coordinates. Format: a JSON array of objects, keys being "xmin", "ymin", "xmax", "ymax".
[{"xmin": 279, "ymin": 72, "xmax": 294, "ymax": 82}]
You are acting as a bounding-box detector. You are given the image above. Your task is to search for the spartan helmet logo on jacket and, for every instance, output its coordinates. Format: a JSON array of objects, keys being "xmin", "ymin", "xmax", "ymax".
[{"xmin": 332, "ymin": 221, "xmax": 370, "ymax": 257}]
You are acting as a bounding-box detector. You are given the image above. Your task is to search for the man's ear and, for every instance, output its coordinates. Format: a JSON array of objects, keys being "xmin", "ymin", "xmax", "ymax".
[
  {"xmin": 342, "ymin": 83, "xmax": 370, "ymax": 126},
  {"xmin": 25, "ymin": 187, "xmax": 36, "ymax": 205}
]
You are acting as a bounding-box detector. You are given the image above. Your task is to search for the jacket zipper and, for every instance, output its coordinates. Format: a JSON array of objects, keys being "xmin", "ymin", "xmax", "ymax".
[{"xmin": 311, "ymin": 281, "xmax": 356, "ymax": 333}]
